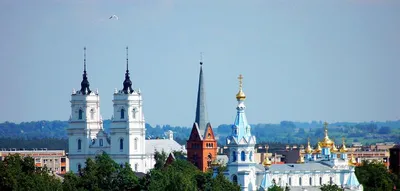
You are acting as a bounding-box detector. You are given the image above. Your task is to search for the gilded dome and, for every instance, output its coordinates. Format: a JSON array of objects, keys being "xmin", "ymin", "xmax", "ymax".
[
  {"xmin": 262, "ymin": 156, "xmax": 272, "ymax": 167},
  {"xmin": 340, "ymin": 137, "xmax": 348, "ymax": 153},
  {"xmin": 349, "ymin": 154, "xmax": 357, "ymax": 166},
  {"xmin": 211, "ymin": 159, "xmax": 220, "ymax": 167},
  {"xmin": 320, "ymin": 122, "xmax": 334, "ymax": 148},
  {"xmin": 304, "ymin": 138, "xmax": 313, "ymax": 154},
  {"xmin": 236, "ymin": 74, "xmax": 246, "ymax": 101},
  {"xmin": 314, "ymin": 141, "xmax": 322, "ymax": 153},
  {"xmin": 297, "ymin": 154, "xmax": 305, "ymax": 163},
  {"xmin": 330, "ymin": 141, "xmax": 338, "ymax": 153}
]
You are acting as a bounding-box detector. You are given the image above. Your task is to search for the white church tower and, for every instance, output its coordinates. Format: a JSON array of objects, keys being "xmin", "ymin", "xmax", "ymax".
[
  {"xmin": 67, "ymin": 47, "xmax": 104, "ymax": 173},
  {"xmin": 110, "ymin": 47, "xmax": 147, "ymax": 172},
  {"xmin": 225, "ymin": 75, "xmax": 257, "ymax": 191}
]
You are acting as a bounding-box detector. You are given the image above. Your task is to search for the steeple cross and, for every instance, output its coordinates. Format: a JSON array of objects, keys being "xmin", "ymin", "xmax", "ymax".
[{"xmin": 238, "ymin": 74, "xmax": 243, "ymax": 89}]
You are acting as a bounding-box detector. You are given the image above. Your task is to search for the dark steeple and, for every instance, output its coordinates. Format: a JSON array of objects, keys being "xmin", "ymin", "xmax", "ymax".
[
  {"xmin": 122, "ymin": 46, "xmax": 134, "ymax": 94},
  {"xmin": 80, "ymin": 47, "xmax": 91, "ymax": 95},
  {"xmin": 195, "ymin": 53, "xmax": 208, "ymax": 132}
]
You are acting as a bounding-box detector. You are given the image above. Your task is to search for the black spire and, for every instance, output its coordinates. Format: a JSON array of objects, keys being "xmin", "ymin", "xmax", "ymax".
[
  {"xmin": 195, "ymin": 53, "xmax": 208, "ymax": 132},
  {"xmin": 122, "ymin": 46, "xmax": 134, "ymax": 94},
  {"xmin": 80, "ymin": 47, "xmax": 91, "ymax": 95}
]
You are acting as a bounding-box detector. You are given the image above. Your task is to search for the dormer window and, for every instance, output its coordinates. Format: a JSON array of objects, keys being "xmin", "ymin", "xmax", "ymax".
[
  {"xmin": 121, "ymin": 108, "xmax": 125, "ymax": 119},
  {"xmin": 99, "ymin": 139, "xmax": 103, "ymax": 147},
  {"xmin": 78, "ymin": 109, "xmax": 83, "ymax": 120}
]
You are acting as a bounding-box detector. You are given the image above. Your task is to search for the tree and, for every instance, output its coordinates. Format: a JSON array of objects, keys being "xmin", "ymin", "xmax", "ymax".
[
  {"xmin": 355, "ymin": 160, "xmax": 398, "ymax": 191},
  {"xmin": 268, "ymin": 179, "xmax": 283, "ymax": 191},
  {"xmin": 154, "ymin": 150, "xmax": 167, "ymax": 170},
  {"xmin": 116, "ymin": 163, "xmax": 139, "ymax": 191},
  {"xmin": 320, "ymin": 183, "xmax": 342, "ymax": 191},
  {"xmin": 378, "ymin": 126, "xmax": 392, "ymax": 134}
]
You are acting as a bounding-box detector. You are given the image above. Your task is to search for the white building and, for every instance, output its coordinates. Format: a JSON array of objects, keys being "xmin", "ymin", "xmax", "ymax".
[
  {"xmin": 67, "ymin": 47, "xmax": 185, "ymax": 173},
  {"xmin": 221, "ymin": 75, "xmax": 363, "ymax": 191}
]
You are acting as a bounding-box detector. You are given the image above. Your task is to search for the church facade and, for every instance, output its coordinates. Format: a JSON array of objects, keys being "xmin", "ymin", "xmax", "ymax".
[{"xmin": 220, "ymin": 75, "xmax": 363, "ymax": 191}]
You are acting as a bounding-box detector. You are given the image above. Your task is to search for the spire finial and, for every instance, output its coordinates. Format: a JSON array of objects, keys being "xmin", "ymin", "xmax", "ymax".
[
  {"xmin": 238, "ymin": 74, "xmax": 243, "ymax": 90},
  {"xmin": 84, "ymin": 47, "xmax": 87, "ymax": 72},
  {"xmin": 236, "ymin": 74, "xmax": 246, "ymax": 101},
  {"xmin": 126, "ymin": 46, "xmax": 129, "ymax": 72},
  {"xmin": 200, "ymin": 52, "xmax": 203, "ymax": 65}
]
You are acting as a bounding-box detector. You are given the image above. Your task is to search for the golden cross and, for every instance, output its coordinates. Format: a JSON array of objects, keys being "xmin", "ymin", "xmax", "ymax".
[
  {"xmin": 238, "ymin": 74, "xmax": 243, "ymax": 89},
  {"xmin": 342, "ymin": 137, "xmax": 345, "ymax": 143}
]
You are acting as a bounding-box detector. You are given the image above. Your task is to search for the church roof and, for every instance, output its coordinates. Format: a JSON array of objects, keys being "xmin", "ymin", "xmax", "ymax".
[
  {"xmin": 145, "ymin": 139, "xmax": 186, "ymax": 155},
  {"xmin": 194, "ymin": 62, "xmax": 209, "ymax": 135},
  {"xmin": 80, "ymin": 47, "xmax": 91, "ymax": 95},
  {"xmin": 268, "ymin": 162, "xmax": 333, "ymax": 172}
]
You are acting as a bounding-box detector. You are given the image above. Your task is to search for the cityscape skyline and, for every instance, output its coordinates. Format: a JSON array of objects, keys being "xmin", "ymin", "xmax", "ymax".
[{"xmin": 1, "ymin": 0, "xmax": 400, "ymax": 126}]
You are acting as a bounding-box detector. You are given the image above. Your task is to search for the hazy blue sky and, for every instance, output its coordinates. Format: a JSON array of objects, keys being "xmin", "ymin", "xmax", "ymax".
[{"xmin": 1, "ymin": 0, "xmax": 400, "ymax": 127}]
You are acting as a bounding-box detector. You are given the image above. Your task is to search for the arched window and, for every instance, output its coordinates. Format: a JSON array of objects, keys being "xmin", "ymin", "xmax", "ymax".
[
  {"xmin": 78, "ymin": 109, "xmax": 83, "ymax": 120},
  {"xmin": 241, "ymin": 151, "xmax": 246, "ymax": 161},
  {"xmin": 135, "ymin": 163, "xmax": 138, "ymax": 171},
  {"xmin": 289, "ymin": 177, "xmax": 292, "ymax": 186},
  {"xmin": 132, "ymin": 108, "xmax": 137, "ymax": 119},
  {"xmin": 232, "ymin": 151, "xmax": 237, "ymax": 162},
  {"xmin": 121, "ymin": 108, "xmax": 125, "ymax": 119},
  {"xmin": 249, "ymin": 151, "xmax": 253, "ymax": 161},
  {"xmin": 329, "ymin": 177, "xmax": 333, "ymax": 184},
  {"xmin": 299, "ymin": 177, "xmax": 302, "ymax": 186},
  {"xmin": 207, "ymin": 153, "xmax": 212, "ymax": 168},
  {"xmin": 232, "ymin": 175, "xmax": 238, "ymax": 184},
  {"xmin": 77, "ymin": 164, "xmax": 82, "ymax": 172},
  {"xmin": 134, "ymin": 138, "xmax": 138, "ymax": 150},
  {"xmin": 119, "ymin": 138, "xmax": 123, "ymax": 150},
  {"xmin": 90, "ymin": 109, "xmax": 94, "ymax": 120},
  {"xmin": 99, "ymin": 139, "xmax": 103, "ymax": 147},
  {"xmin": 309, "ymin": 177, "xmax": 312, "ymax": 186},
  {"xmin": 319, "ymin": 177, "xmax": 322, "ymax": 185},
  {"xmin": 120, "ymin": 163, "xmax": 123, "ymax": 168},
  {"xmin": 77, "ymin": 139, "xmax": 82, "ymax": 150}
]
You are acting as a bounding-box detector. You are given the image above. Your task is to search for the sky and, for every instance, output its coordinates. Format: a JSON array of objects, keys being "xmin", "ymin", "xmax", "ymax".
[{"xmin": 0, "ymin": 0, "xmax": 400, "ymax": 127}]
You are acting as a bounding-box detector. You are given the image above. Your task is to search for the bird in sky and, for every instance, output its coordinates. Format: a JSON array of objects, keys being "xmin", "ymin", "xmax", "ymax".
[{"xmin": 109, "ymin": 15, "xmax": 119, "ymax": 20}]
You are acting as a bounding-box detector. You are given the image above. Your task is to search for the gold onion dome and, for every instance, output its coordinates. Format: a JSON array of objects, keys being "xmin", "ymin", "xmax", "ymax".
[
  {"xmin": 211, "ymin": 159, "xmax": 220, "ymax": 167},
  {"xmin": 349, "ymin": 154, "xmax": 357, "ymax": 166},
  {"xmin": 262, "ymin": 156, "xmax": 272, "ymax": 167},
  {"xmin": 236, "ymin": 74, "xmax": 246, "ymax": 101},
  {"xmin": 314, "ymin": 139, "xmax": 322, "ymax": 153},
  {"xmin": 305, "ymin": 138, "xmax": 313, "ymax": 154},
  {"xmin": 320, "ymin": 122, "xmax": 334, "ymax": 148},
  {"xmin": 297, "ymin": 154, "xmax": 305, "ymax": 163},
  {"xmin": 330, "ymin": 140, "xmax": 339, "ymax": 153},
  {"xmin": 340, "ymin": 137, "xmax": 348, "ymax": 153}
]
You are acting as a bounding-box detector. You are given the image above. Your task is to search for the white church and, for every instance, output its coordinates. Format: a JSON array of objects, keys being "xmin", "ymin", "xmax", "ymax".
[
  {"xmin": 221, "ymin": 75, "xmax": 363, "ymax": 191},
  {"xmin": 67, "ymin": 47, "xmax": 185, "ymax": 173}
]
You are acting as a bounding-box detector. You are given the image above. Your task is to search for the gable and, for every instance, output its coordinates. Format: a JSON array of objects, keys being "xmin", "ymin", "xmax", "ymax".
[
  {"xmin": 188, "ymin": 123, "xmax": 203, "ymax": 141},
  {"xmin": 204, "ymin": 123, "xmax": 216, "ymax": 140}
]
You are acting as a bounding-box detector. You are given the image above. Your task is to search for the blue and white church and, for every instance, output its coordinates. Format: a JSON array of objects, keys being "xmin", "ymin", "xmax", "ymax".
[{"xmin": 222, "ymin": 75, "xmax": 363, "ymax": 191}]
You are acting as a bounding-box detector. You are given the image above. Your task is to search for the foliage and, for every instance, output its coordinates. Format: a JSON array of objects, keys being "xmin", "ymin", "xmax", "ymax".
[
  {"xmin": 0, "ymin": 154, "xmax": 62, "ymax": 191},
  {"xmin": 355, "ymin": 160, "xmax": 399, "ymax": 191},
  {"xmin": 268, "ymin": 179, "xmax": 284, "ymax": 191},
  {"xmin": 320, "ymin": 183, "xmax": 342, "ymax": 191},
  {"xmin": 154, "ymin": 150, "xmax": 168, "ymax": 170}
]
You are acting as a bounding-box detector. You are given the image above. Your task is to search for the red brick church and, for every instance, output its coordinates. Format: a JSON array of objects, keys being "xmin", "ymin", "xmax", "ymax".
[{"xmin": 186, "ymin": 61, "xmax": 217, "ymax": 172}]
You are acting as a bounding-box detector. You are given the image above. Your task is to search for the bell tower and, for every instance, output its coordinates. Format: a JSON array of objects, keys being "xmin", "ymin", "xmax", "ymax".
[
  {"xmin": 68, "ymin": 47, "xmax": 103, "ymax": 172},
  {"xmin": 110, "ymin": 47, "xmax": 146, "ymax": 172}
]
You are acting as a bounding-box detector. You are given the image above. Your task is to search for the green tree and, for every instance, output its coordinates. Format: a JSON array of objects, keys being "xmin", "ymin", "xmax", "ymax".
[
  {"xmin": 116, "ymin": 162, "xmax": 139, "ymax": 191},
  {"xmin": 320, "ymin": 183, "xmax": 342, "ymax": 191},
  {"xmin": 268, "ymin": 179, "xmax": 284, "ymax": 191},
  {"xmin": 154, "ymin": 151, "xmax": 168, "ymax": 170},
  {"xmin": 355, "ymin": 160, "xmax": 397, "ymax": 191}
]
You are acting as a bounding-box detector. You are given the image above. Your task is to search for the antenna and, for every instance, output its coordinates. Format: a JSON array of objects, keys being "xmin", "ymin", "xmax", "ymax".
[{"xmin": 126, "ymin": 46, "xmax": 129, "ymax": 72}]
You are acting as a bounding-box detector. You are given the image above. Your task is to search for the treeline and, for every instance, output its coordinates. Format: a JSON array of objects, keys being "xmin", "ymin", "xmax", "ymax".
[
  {"xmin": 1, "ymin": 120, "xmax": 400, "ymax": 147},
  {"xmin": 0, "ymin": 137, "xmax": 68, "ymax": 150},
  {"xmin": 0, "ymin": 152, "xmax": 240, "ymax": 191}
]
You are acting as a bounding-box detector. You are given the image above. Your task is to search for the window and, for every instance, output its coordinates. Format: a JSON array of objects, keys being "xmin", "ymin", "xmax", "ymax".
[
  {"xmin": 132, "ymin": 108, "xmax": 136, "ymax": 119},
  {"xmin": 309, "ymin": 177, "xmax": 312, "ymax": 186},
  {"xmin": 78, "ymin": 139, "xmax": 82, "ymax": 150},
  {"xmin": 249, "ymin": 151, "xmax": 253, "ymax": 161},
  {"xmin": 78, "ymin": 164, "xmax": 82, "ymax": 172},
  {"xmin": 299, "ymin": 177, "xmax": 302, "ymax": 186},
  {"xmin": 207, "ymin": 154, "xmax": 212, "ymax": 168},
  {"xmin": 120, "ymin": 138, "xmax": 123, "ymax": 150},
  {"xmin": 241, "ymin": 151, "xmax": 246, "ymax": 161},
  {"xmin": 90, "ymin": 109, "xmax": 95, "ymax": 120},
  {"xmin": 99, "ymin": 139, "xmax": 103, "ymax": 147},
  {"xmin": 78, "ymin": 109, "xmax": 83, "ymax": 120},
  {"xmin": 232, "ymin": 175, "xmax": 238, "ymax": 184},
  {"xmin": 319, "ymin": 177, "xmax": 322, "ymax": 185},
  {"xmin": 121, "ymin": 108, "xmax": 125, "ymax": 119},
  {"xmin": 232, "ymin": 151, "xmax": 237, "ymax": 162},
  {"xmin": 135, "ymin": 163, "xmax": 138, "ymax": 171},
  {"xmin": 134, "ymin": 138, "xmax": 138, "ymax": 150},
  {"xmin": 289, "ymin": 177, "xmax": 292, "ymax": 186},
  {"xmin": 208, "ymin": 133, "xmax": 211, "ymax": 138},
  {"xmin": 329, "ymin": 177, "xmax": 333, "ymax": 184}
]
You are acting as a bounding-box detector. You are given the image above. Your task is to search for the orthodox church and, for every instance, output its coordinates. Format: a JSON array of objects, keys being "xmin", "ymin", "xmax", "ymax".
[
  {"xmin": 67, "ymin": 47, "xmax": 184, "ymax": 173},
  {"xmin": 217, "ymin": 76, "xmax": 363, "ymax": 191}
]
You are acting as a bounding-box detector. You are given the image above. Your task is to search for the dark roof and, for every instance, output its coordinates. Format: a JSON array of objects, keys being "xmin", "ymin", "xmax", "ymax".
[{"xmin": 195, "ymin": 64, "xmax": 209, "ymax": 135}]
